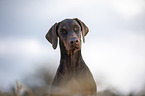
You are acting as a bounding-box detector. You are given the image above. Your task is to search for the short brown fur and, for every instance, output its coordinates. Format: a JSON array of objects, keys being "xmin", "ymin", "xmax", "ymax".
[{"xmin": 46, "ymin": 18, "xmax": 97, "ymax": 96}]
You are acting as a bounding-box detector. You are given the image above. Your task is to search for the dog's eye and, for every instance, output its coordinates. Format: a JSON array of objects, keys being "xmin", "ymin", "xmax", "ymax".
[
  {"xmin": 61, "ymin": 29, "xmax": 67, "ymax": 35},
  {"xmin": 74, "ymin": 26, "xmax": 79, "ymax": 32}
]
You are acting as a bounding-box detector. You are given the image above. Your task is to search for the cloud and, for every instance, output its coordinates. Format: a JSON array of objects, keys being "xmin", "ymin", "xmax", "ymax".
[
  {"xmin": 0, "ymin": 37, "xmax": 42, "ymax": 57},
  {"xmin": 109, "ymin": 0, "xmax": 145, "ymax": 20},
  {"xmin": 0, "ymin": 37, "xmax": 53, "ymax": 90},
  {"xmin": 82, "ymin": 31, "xmax": 145, "ymax": 94}
]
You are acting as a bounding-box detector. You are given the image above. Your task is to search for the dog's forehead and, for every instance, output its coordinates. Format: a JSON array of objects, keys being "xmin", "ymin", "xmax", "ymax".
[{"xmin": 59, "ymin": 19, "xmax": 79, "ymax": 27}]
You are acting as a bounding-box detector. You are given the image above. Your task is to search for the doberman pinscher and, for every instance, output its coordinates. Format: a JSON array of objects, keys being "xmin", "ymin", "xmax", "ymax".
[{"xmin": 46, "ymin": 18, "xmax": 97, "ymax": 96}]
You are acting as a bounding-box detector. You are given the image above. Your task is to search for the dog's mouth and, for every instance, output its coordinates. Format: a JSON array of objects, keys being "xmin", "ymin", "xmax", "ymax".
[
  {"xmin": 67, "ymin": 45, "xmax": 81, "ymax": 52},
  {"xmin": 69, "ymin": 46, "xmax": 81, "ymax": 51}
]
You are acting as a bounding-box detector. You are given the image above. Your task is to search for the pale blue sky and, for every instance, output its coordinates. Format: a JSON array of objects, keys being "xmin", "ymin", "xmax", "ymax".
[{"xmin": 0, "ymin": 0, "xmax": 145, "ymax": 94}]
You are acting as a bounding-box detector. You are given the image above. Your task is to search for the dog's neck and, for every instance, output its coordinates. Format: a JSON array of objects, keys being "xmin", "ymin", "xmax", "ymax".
[{"xmin": 59, "ymin": 41, "xmax": 84, "ymax": 74}]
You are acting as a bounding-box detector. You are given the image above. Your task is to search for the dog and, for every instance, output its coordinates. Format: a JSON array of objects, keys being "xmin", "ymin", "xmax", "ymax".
[{"xmin": 46, "ymin": 18, "xmax": 97, "ymax": 96}]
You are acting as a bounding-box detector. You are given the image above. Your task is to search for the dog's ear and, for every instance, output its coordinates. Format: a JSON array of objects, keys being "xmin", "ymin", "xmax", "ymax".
[
  {"xmin": 45, "ymin": 23, "xmax": 58, "ymax": 49},
  {"xmin": 74, "ymin": 18, "xmax": 89, "ymax": 43}
]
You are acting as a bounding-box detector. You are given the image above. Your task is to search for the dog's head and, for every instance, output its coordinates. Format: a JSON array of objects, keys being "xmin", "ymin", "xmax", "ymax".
[{"xmin": 46, "ymin": 18, "xmax": 89, "ymax": 51}]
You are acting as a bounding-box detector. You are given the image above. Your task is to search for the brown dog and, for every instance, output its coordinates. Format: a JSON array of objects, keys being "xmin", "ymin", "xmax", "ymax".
[{"xmin": 46, "ymin": 18, "xmax": 97, "ymax": 96}]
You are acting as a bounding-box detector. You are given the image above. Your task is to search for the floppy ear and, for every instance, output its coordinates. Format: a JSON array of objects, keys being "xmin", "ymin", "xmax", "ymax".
[
  {"xmin": 74, "ymin": 18, "xmax": 89, "ymax": 43},
  {"xmin": 45, "ymin": 23, "xmax": 58, "ymax": 49}
]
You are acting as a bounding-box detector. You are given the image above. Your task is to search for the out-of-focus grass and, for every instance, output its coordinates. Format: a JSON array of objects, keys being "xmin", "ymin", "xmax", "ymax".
[
  {"xmin": 0, "ymin": 65, "xmax": 145, "ymax": 96},
  {"xmin": 1, "ymin": 85, "xmax": 145, "ymax": 96}
]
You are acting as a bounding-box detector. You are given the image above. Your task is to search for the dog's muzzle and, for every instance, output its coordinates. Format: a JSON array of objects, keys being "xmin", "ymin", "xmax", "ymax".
[{"xmin": 68, "ymin": 37, "xmax": 81, "ymax": 50}]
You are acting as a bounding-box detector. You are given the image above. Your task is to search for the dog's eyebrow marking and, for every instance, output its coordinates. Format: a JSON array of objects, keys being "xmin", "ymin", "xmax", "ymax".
[
  {"xmin": 72, "ymin": 23, "xmax": 78, "ymax": 27},
  {"xmin": 62, "ymin": 26, "xmax": 66, "ymax": 29}
]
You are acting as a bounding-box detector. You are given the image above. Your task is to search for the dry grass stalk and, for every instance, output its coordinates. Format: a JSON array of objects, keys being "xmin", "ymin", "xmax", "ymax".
[{"xmin": 16, "ymin": 81, "xmax": 33, "ymax": 96}]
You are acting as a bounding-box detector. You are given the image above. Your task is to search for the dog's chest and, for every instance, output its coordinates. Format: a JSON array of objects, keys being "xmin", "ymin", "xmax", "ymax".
[{"xmin": 61, "ymin": 77, "xmax": 83, "ymax": 95}]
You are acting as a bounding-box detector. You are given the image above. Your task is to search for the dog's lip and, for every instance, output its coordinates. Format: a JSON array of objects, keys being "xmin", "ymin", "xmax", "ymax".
[
  {"xmin": 75, "ymin": 46, "xmax": 80, "ymax": 49},
  {"xmin": 68, "ymin": 45, "xmax": 80, "ymax": 51},
  {"xmin": 71, "ymin": 45, "xmax": 80, "ymax": 49}
]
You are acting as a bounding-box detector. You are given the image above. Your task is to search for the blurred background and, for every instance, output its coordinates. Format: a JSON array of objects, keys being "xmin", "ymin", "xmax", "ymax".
[{"xmin": 0, "ymin": 0, "xmax": 145, "ymax": 95}]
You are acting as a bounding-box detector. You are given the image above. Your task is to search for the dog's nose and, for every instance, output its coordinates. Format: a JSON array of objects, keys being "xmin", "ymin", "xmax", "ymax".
[{"xmin": 69, "ymin": 37, "xmax": 80, "ymax": 45}]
